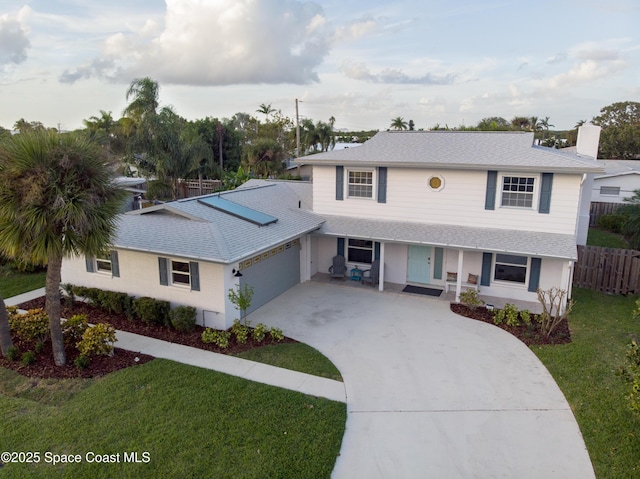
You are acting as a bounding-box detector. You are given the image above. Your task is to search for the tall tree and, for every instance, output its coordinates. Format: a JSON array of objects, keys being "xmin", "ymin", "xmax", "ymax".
[
  {"xmin": 540, "ymin": 116, "xmax": 555, "ymax": 140},
  {"xmin": 0, "ymin": 130, "xmax": 125, "ymax": 365},
  {"xmin": 124, "ymin": 78, "xmax": 160, "ymax": 123},
  {"xmin": 592, "ymin": 101, "xmax": 640, "ymax": 159},
  {"xmin": 477, "ymin": 117, "xmax": 510, "ymax": 130},
  {"xmin": 256, "ymin": 103, "xmax": 276, "ymax": 122},
  {"xmin": 390, "ymin": 117, "xmax": 408, "ymax": 130}
]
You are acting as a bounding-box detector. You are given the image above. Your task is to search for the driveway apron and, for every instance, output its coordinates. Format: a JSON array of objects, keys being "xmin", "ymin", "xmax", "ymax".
[{"xmin": 250, "ymin": 282, "xmax": 595, "ymax": 479}]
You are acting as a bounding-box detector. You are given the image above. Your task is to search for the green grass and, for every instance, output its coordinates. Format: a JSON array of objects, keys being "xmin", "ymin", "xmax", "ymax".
[
  {"xmin": 533, "ymin": 288, "xmax": 640, "ymax": 478},
  {"xmin": 0, "ymin": 269, "xmax": 45, "ymax": 299},
  {"xmin": 0, "ymin": 359, "xmax": 346, "ymax": 478},
  {"xmin": 234, "ymin": 343, "xmax": 343, "ymax": 382},
  {"xmin": 587, "ymin": 227, "xmax": 629, "ymax": 249}
]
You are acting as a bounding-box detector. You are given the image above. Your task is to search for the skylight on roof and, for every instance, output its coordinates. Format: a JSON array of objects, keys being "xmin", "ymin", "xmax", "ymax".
[{"xmin": 198, "ymin": 195, "xmax": 278, "ymax": 226}]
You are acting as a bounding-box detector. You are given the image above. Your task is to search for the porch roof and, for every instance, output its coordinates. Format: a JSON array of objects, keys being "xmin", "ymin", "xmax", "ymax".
[{"xmin": 315, "ymin": 215, "xmax": 577, "ymax": 260}]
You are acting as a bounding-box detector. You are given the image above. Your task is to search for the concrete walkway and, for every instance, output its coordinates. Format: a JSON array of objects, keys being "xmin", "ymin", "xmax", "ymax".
[
  {"xmin": 4, "ymin": 288, "xmax": 345, "ymax": 403},
  {"xmin": 249, "ymin": 282, "xmax": 596, "ymax": 479}
]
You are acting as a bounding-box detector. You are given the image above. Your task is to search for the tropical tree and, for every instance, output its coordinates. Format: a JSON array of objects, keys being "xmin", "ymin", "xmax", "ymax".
[
  {"xmin": 123, "ymin": 77, "xmax": 160, "ymax": 123},
  {"xmin": 408, "ymin": 120, "xmax": 415, "ymax": 131},
  {"xmin": 477, "ymin": 117, "xmax": 510, "ymax": 131},
  {"xmin": 619, "ymin": 190, "xmax": 640, "ymax": 249},
  {"xmin": 0, "ymin": 294, "xmax": 11, "ymax": 357},
  {"xmin": 13, "ymin": 119, "xmax": 45, "ymax": 133},
  {"xmin": 0, "ymin": 130, "xmax": 125, "ymax": 365},
  {"xmin": 256, "ymin": 103, "xmax": 276, "ymax": 122},
  {"xmin": 539, "ymin": 116, "xmax": 555, "ymax": 140},
  {"xmin": 592, "ymin": 101, "xmax": 640, "ymax": 159},
  {"xmin": 510, "ymin": 116, "xmax": 531, "ymax": 131},
  {"xmin": 83, "ymin": 110, "xmax": 117, "ymax": 158},
  {"xmin": 390, "ymin": 117, "xmax": 408, "ymax": 131}
]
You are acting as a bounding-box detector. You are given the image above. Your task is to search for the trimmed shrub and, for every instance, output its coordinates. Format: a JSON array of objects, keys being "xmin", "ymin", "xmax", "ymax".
[
  {"xmin": 269, "ymin": 327, "xmax": 284, "ymax": 342},
  {"xmin": 252, "ymin": 323, "xmax": 268, "ymax": 343},
  {"xmin": 459, "ymin": 289, "xmax": 484, "ymax": 311},
  {"xmin": 504, "ymin": 303, "xmax": 520, "ymax": 327},
  {"xmin": 201, "ymin": 328, "xmax": 231, "ymax": 349},
  {"xmin": 20, "ymin": 351, "xmax": 36, "ymax": 366},
  {"xmin": 6, "ymin": 346, "xmax": 20, "ymax": 361},
  {"xmin": 132, "ymin": 297, "xmax": 170, "ymax": 326},
  {"xmin": 77, "ymin": 323, "xmax": 117, "ymax": 357},
  {"xmin": 169, "ymin": 306, "xmax": 197, "ymax": 332},
  {"xmin": 62, "ymin": 314, "xmax": 89, "ymax": 346},
  {"xmin": 9, "ymin": 309, "xmax": 49, "ymax": 344},
  {"xmin": 74, "ymin": 355, "xmax": 90, "ymax": 370},
  {"xmin": 97, "ymin": 290, "xmax": 130, "ymax": 314},
  {"xmin": 596, "ymin": 213, "xmax": 627, "ymax": 234},
  {"xmin": 231, "ymin": 319, "xmax": 249, "ymax": 344}
]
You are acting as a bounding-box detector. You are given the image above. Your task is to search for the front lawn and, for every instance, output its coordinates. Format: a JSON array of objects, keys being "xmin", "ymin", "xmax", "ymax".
[
  {"xmin": 533, "ymin": 288, "xmax": 640, "ymax": 478},
  {"xmin": 0, "ymin": 359, "xmax": 346, "ymax": 478},
  {"xmin": 0, "ymin": 270, "xmax": 45, "ymax": 299}
]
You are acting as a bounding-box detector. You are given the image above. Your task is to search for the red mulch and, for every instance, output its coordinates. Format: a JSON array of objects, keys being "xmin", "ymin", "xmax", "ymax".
[
  {"xmin": 3, "ymin": 297, "xmax": 296, "ymax": 380},
  {"xmin": 450, "ymin": 303, "xmax": 571, "ymax": 346}
]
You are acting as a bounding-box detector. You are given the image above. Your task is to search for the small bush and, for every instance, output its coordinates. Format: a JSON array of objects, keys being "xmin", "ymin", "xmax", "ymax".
[
  {"xmin": 201, "ymin": 328, "xmax": 231, "ymax": 349},
  {"xmin": 74, "ymin": 355, "xmax": 90, "ymax": 370},
  {"xmin": 459, "ymin": 289, "xmax": 485, "ymax": 311},
  {"xmin": 596, "ymin": 213, "xmax": 627, "ymax": 234},
  {"xmin": 20, "ymin": 351, "xmax": 36, "ymax": 366},
  {"xmin": 77, "ymin": 323, "xmax": 116, "ymax": 357},
  {"xmin": 34, "ymin": 341, "xmax": 44, "ymax": 354},
  {"xmin": 252, "ymin": 323, "xmax": 268, "ymax": 343},
  {"xmin": 504, "ymin": 303, "xmax": 520, "ymax": 327},
  {"xmin": 122, "ymin": 295, "xmax": 135, "ymax": 321},
  {"xmin": 133, "ymin": 297, "xmax": 171, "ymax": 326},
  {"xmin": 6, "ymin": 346, "xmax": 20, "ymax": 361},
  {"xmin": 170, "ymin": 306, "xmax": 197, "ymax": 332},
  {"xmin": 269, "ymin": 327, "xmax": 284, "ymax": 342},
  {"xmin": 98, "ymin": 290, "xmax": 130, "ymax": 314},
  {"xmin": 617, "ymin": 339, "xmax": 640, "ymax": 412},
  {"xmin": 231, "ymin": 319, "xmax": 249, "ymax": 344},
  {"xmin": 9, "ymin": 309, "xmax": 49, "ymax": 344},
  {"xmin": 520, "ymin": 309, "xmax": 532, "ymax": 326},
  {"xmin": 71, "ymin": 285, "xmax": 90, "ymax": 300},
  {"xmin": 61, "ymin": 283, "xmax": 75, "ymax": 307},
  {"xmin": 493, "ymin": 309, "xmax": 506, "ymax": 325},
  {"xmin": 62, "ymin": 314, "xmax": 89, "ymax": 346}
]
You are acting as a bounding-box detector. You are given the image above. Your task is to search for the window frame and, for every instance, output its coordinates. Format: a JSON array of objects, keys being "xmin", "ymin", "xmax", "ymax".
[
  {"xmin": 493, "ymin": 254, "xmax": 529, "ymax": 285},
  {"xmin": 600, "ymin": 185, "xmax": 620, "ymax": 197},
  {"xmin": 95, "ymin": 253, "xmax": 112, "ymax": 274},
  {"xmin": 171, "ymin": 259, "xmax": 191, "ymax": 288},
  {"xmin": 347, "ymin": 238, "xmax": 374, "ymax": 265},
  {"xmin": 346, "ymin": 168, "xmax": 376, "ymax": 199},
  {"xmin": 499, "ymin": 174, "xmax": 538, "ymax": 209}
]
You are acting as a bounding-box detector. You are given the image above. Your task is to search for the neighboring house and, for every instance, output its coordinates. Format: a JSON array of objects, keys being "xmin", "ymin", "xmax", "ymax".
[
  {"xmin": 113, "ymin": 176, "xmax": 147, "ymax": 212},
  {"xmin": 591, "ymin": 160, "xmax": 640, "ymax": 203},
  {"xmin": 62, "ymin": 126, "xmax": 602, "ymax": 327},
  {"xmin": 61, "ymin": 181, "xmax": 323, "ymax": 329}
]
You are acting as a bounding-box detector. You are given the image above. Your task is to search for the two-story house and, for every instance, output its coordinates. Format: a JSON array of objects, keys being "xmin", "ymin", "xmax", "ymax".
[{"xmin": 61, "ymin": 126, "xmax": 602, "ymax": 327}]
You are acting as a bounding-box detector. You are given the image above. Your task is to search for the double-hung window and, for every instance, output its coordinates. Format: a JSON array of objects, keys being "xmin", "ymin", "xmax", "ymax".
[
  {"xmin": 347, "ymin": 170, "xmax": 374, "ymax": 198},
  {"xmin": 95, "ymin": 253, "xmax": 112, "ymax": 273},
  {"xmin": 494, "ymin": 254, "xmax": 528, "ymax": 284},
  {"xmin": 347, "ymin": 239, "xmax": 373, "ymax": 264},
  {"xmin": 501, "ymin": 176, "xmax": 535, "ymax": 208},
  {"xmin": 171, "ymin": 260, "xmax": 191, "ymax": 286}
]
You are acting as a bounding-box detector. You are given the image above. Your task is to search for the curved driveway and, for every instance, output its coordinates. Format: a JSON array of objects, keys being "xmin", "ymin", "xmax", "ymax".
[{"xmin": 252, "ymin": 282, "xmax": 595, "ymax": 479}]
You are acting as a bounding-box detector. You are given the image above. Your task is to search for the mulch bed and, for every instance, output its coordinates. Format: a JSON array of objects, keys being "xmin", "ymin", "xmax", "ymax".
[
  {"xmin": 2, "ymin": 297, "xmax": 296, "ymax": 380},
  {"xmin": 450, "ymin": 303, "xmax": 571, "ymax": 346}
]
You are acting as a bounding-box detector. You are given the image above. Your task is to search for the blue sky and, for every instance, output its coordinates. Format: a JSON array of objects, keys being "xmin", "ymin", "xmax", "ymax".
[{"xmin": 0, "ymin": 0, "xmax": 638, "ymax": 132}]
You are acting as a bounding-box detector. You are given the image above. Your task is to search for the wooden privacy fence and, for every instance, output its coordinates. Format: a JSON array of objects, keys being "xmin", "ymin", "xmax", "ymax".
[
  {"xmin": 178, "ymin": 179, "xmax": 223, "ymax": 199},
  {"xmin": 590, "ymin": 201, "xmax": 622, "ymax": 226},
  {"xmin": 573, "ymin": 245, "xmax": 640, "ymax": 294}
]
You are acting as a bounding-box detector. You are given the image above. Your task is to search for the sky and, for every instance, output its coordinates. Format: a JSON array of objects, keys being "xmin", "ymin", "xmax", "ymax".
[{"xmin": 0, "ymin": 0, "xmax": 639, "ymax": 132}]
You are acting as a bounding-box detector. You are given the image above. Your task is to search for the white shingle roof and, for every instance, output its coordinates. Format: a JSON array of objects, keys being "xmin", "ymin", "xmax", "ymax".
[
  {"xmin": 596, "ymin": 160, "xmax": 640, "ymax": 179},
  {"xmin": 114, "ymin": 181, "xmax": 323, "ymax": 263},
  {"xmin": 317, "ymin": 215, "xmax": 577, "ymax": 260},
  {"xmin": 298, "ymin": 131, "xmax": 603, "ymax": 173}
]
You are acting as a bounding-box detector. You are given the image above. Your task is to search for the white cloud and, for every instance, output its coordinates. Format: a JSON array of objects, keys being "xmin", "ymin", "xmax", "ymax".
[
  {"xmin": 333, "ymin": 17, "xmax": 378, "ymax": 42},
  {"xmin": 0, "ymin": 10, "xmax": 31, "ymax": 65},
  {"xmin": 340, "ymin": 59, "xmax": 456, "ymax": 85},
  {"xmin": 60, "ymin": 0, "xmax": 332, "ymax": 85}
]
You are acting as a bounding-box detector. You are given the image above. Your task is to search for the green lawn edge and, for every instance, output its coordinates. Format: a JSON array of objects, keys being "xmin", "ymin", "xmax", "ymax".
[
  {"xmin": 0, "ymin": 359, "xmax": 346, "ymax": 478},
  {"xmin": 533, "ymin": 288, "xmax": 640, "ymax": 478}
]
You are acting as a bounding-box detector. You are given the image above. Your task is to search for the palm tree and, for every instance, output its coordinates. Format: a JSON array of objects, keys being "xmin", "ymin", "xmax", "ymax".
[
  {"xmin": 0, "ymin": 294, "xmax": 11, "ymax": 357},
  {"xmin": 390, "ymin": 117, "xmax": 408, "ymax": 130},
  {"xmin": 0, "ymin": 130, "xmax": 125, "ymax": 365},
  {"xmin": 256, "ymin": 103, "xmax": 276, "ymax": 122},
  {"xmin": 124, "ymin": 77, "xmax": 159, "ymax": 124},
  {"xmin": 540, "ymin": 116, "xmax": 555, "ymax": 141}
]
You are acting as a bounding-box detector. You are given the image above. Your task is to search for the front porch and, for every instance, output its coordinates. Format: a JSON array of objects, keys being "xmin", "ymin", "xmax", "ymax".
[{"xmin": 309, "ymin": 273, "xmax": 543, "ymax": 314}]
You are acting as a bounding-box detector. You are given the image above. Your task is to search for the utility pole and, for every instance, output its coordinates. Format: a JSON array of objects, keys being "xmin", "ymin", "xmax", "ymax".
[{"xmin": 295, "ymin": 99, "xmax": 301, "ymax": 177}]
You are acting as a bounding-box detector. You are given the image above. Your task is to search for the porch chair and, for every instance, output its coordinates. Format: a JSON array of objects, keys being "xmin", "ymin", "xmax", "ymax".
[
  {"xmin": 329, "ymin": 255, "xmax": 347, "ymax": 280},
  {"xmin": 361, "ymin": 260, "xmax": 380, "ymax": 287}
]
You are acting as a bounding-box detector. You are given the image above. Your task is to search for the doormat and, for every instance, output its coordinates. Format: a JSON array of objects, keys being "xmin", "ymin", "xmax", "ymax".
[{"xmin": 402, "ymin": 285, "xmax": 443, "ymax": 297}]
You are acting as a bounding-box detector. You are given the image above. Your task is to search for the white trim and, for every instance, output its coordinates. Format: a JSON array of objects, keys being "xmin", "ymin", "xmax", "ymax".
[
  {"xmin": 493, "ymin": 253, "xmax": 530, "ymax": 287},
  {"xmin": 346, "ymin": 168, "xmax": 376, "ymax": 200},
  {"xmin": 95, "ymin": 254, "xmax": 112, "ymax": 275},
  {"xmin": 170, "ymin": 259, "xmax": 192, "ymax": 288},
  {"xmin": 499, "ymin": 173, "xmax": 540, "ymax": 210}
]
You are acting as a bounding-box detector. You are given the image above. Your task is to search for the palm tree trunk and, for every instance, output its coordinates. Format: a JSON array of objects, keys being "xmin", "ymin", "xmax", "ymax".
[
  {"xmin": 45, "ymin": 255, "xmax": 66, "ymax": 366},
  {"xmin": 0, "ymin": 294, "xmax": 12, "ymax": 357}
]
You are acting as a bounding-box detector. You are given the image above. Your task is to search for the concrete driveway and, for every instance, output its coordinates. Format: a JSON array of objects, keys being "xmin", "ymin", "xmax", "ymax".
[{"xmin": 250, "ymin": 282, "xmax": 595, "ymax": 479}]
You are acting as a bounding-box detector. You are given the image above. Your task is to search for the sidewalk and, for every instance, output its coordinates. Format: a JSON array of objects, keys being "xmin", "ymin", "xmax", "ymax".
[{"xmin": 3, "ymin": 289, "xmax": 346, "ymax": 404}]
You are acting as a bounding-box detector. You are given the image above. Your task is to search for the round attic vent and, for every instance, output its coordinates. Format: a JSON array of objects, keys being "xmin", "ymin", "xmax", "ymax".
[{"xmin": 428, "ymin": 175, "xmax": 444, "ymax": 191}]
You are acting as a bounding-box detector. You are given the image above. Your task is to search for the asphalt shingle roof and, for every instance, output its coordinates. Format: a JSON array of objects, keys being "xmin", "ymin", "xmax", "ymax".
[
  {"xmin": 317, "ymin": 215, "xmax": 578, "ymax": 260},
  {"xmin": 114, "ymin": 181, "xmax": 323, "ymax": 264},
  {"xmin": 298, "ymin": 131, "xmax": 603, "ymax": 174}
]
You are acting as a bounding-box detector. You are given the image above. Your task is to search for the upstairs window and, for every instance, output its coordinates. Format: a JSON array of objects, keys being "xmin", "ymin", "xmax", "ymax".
[
  {"xmin": 501, "ymin": 176, "xmax": 535, "ymax": 208},
  {"xmin": 95, "ymin": 253, "xmax": 112, "ymax": 273},
  {"xmin": 348, "ymin": 170, "xmax": 373, "ymax": 198},
  {"xmin": 171, "ymin": 260, "xmax": 191, "ymax": 286}
]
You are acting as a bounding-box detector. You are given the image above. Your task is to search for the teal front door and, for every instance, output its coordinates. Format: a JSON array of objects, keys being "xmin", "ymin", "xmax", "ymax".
[{"xmin": 407, "ymin": 245, "xmax": 431, "ymax": 284}]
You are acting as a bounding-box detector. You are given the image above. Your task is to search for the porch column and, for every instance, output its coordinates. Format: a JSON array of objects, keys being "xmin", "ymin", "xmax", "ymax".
[
  {"xmin": 455, "ymin": 249, "xmax": 464, "ymax": 302},
  {"xmin": 378, "ymin": 241, "xmax": 385, "ymax": 291}
]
